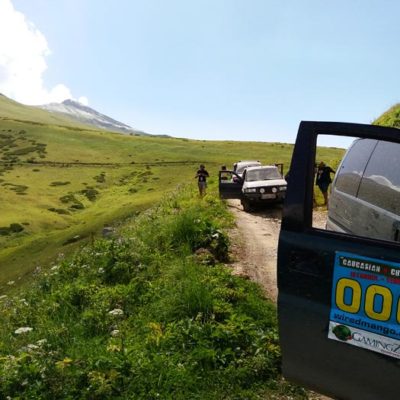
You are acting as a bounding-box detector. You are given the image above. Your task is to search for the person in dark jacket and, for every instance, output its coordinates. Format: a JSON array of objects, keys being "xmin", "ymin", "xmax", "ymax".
[
  {"xmin": 316, "ymin": 162, "xmax": 335, "ymax": 206},
  {"xmin": 195, "ymin": 164, "xmax": 209, "ymax": 197}
]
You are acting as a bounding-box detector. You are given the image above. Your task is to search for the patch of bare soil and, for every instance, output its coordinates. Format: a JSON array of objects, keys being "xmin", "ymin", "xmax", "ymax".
[
  {"xmin": 226, "ymin": 199, "xmax": 330, "ymax": 400},
  {"xmin": 227, "ymin": 199, "xmax": 282, "ymax": 301}
]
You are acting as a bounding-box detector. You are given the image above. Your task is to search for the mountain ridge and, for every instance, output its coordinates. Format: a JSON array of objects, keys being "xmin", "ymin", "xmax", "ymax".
[
  {"xmin": 0, "ymin": 93, "xmax": 158, "ymax": 136},
  {"xmin": 38, "ymin": 99, "xmax": 149, "ymax": 136}
]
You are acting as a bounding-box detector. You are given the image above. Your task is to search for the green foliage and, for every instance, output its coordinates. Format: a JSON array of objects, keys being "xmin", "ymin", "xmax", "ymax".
[
  {"xmin": 373, "ymin": 103, "xmax": 400, "ymax": 128},
  {"xmin": 0, "ymin": 189, "xmax": 306, "ymax": 399},
  {"xmin": 81, "ymin": 188, "xmax": 99, "ymax": 201},
  {"xmin": 0, "ymin": 223, "xmax": 24, "ymax": 236},
  {"xmin": 50, "ymin": 181, "xmax": 71, "ymax": 186}
]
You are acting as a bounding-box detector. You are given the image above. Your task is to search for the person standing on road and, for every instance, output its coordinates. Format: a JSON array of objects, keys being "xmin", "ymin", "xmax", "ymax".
[
  {"xmin": 316, "ymin": 161, "xmax": 335, "ymax": 206},
  {"xmin": 195, "ymin": 164, "xmax": 209, "ymax": 197}
]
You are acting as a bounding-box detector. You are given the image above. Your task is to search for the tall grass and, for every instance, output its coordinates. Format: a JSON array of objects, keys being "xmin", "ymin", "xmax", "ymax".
[{"xmin": 0, "ymin": 188, "xmax": 306, "ymax": 399}]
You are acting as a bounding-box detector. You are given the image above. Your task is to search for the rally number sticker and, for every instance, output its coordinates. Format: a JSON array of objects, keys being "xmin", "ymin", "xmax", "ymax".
[{"xmin": 329, "ymin": 252, "xmax": 400, "ymax": 359}]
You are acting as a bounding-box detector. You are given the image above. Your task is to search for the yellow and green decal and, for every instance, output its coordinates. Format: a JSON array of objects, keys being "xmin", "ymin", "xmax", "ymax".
[{"xmin": 329, "ymin": 252, "xmax": 400, "ymax": 359}]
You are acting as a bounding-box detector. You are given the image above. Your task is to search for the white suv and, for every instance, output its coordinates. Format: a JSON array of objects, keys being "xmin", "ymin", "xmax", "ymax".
[{"xmin": 241, "ymin": 165, "xmax": 287, "ymax": 211}]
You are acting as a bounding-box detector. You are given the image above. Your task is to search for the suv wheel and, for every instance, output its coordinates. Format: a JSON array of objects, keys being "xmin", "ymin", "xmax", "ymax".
[{"xmin": 242, "ymin": 199, "xmax": 251, "ymax": 212}]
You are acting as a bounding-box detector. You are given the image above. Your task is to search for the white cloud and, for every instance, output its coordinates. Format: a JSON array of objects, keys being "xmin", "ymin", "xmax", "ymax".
[
  {"xmin": 78, "ymin": 96, "xmax": 89, "ymax": 106},
  {"xmin": 0, "ymin": 0, "xmax": 86, "ymax": 105}
]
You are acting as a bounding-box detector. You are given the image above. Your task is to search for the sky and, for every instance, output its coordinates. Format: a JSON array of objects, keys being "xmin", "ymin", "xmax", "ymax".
[{"xmin": 1, "ymin": 0, "xmax": 400, "ymax": 144}]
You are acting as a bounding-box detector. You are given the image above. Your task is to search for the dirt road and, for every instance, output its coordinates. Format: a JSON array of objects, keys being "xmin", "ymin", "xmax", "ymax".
[
  {"xmin": 228, "ymin": 199, "xmax": 282, "ymax": 301},
  {"xmin": 227, "ymin": 199, "xmax": 330, "ymax": 400},
  {"xmin": 228, "ymin": 199, "xmax": 327, "ymax": 300}
]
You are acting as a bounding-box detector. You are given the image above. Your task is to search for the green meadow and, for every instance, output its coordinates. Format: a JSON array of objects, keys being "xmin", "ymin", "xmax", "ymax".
[
  {"xmin": 2, "ymin": 95, "xmax": 396, "ymax": 398},
  {"xmin": 0, "ymin": 96, "xmax": 346, "ymax": 289}
]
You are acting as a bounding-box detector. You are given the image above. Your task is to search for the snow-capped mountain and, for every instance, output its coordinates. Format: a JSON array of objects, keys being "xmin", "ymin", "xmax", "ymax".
[{"xmin": 38, "ymin": 99, "xmax": 147, "ymax": 135}]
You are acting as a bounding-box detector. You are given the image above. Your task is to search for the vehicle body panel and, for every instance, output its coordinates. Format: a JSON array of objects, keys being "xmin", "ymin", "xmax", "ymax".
[
  {"xmin": 278, "ymin": 121, "xmax": 400, "ymax": 400},
  {"xmin": 241, "ymin": 166, "xmax": 287, "ymax": 207}
]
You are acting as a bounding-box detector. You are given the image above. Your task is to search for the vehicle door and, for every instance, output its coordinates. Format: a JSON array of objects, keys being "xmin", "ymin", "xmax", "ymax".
[
  {"xmin": 218, "ymin": 170, "xmax": 243, "ymax": 199},
  {"xmin": 278, "ymin": 121, "xmax": 400, "ymax": 400}
]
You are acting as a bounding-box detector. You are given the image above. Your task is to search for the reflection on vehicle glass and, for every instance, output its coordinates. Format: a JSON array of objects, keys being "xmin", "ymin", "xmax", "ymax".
[
  {"xmin": 358, "ymin": 141, "xmax": 400, "ymax": 216},
  {"xmin": 334, "ymin": 139, "xmax": 377, "ymax": 196},
  {"xmin": 246, "ymin": 167, "xmax": 281, "ymax": 181},
  {"xmin": 327, "ymin": 138, "xmax": 400, "ymax": 242}
]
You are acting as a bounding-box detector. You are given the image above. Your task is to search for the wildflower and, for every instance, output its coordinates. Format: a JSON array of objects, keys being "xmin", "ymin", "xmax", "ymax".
[
  {"xmin": 50, "ymin": 265, "xmax": 59, "ymax": 271},
  {"xmin": 36, "ymin": 339, "xmax": 47, "ymax": 346},
  {"xmin": 110, "ymin": 329, "xmax": 120, "ymax": 337},
  {"xmin": 27, "ymin": 344, "xmax": 39, "ymax": 351},
  {"xmin": 15, "ymin": 327, "xmax": 33, "ymax": 335},
  {"xmin": 19, "ymin": 298, "xmax": 29, "ymax": 306},
  {"xmin": 7, "ymin": 281, "xmax": 15, "ymax": 286},
  {"xmin": 108, "ymin": 308, "xmax": 124, "ymax": 316},
  {"xmin": 98, "ymin": 267, "xmax": 105, "ymax": 274}
]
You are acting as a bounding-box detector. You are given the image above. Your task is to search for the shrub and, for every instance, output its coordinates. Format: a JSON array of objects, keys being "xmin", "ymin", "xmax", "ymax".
[
  {"xmin": 81, "ymin": 188, "xmax": 99, "ymax": 201},
  {"xmin": 50, "ymin": 181, "xmax": 71, "ymax": 186}
]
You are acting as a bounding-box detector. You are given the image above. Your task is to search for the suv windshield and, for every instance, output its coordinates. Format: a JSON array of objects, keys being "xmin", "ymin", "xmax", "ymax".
[{"xmin": 246, "ymin": 168, "xmax": 281, "ymax": 181}]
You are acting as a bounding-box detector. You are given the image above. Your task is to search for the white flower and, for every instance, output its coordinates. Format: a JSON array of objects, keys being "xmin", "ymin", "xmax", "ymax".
[
  {"xmin": 27, "ymin": 344, "xmax": 39, "ymax": 351},
  {"xmin": 15, "ymin": 327, "xmax": 33, "ymax": 335},
  {"xmin": 108, "ymin": 308, "xmax": 124, "ymax": 316},
  {"xmin": 98, "ymin": 267, "xmax": 105, "ymax": 274},
  {"xmin": 36, "ymin": 339, "xmax": 47, "ymax": 346},
  {"xmin": 110, "ymin": 329, "xmax": 120, "ymax": 337},
  {"xmin": 7, "ymin": 281, "xmax": 15, "ymax": 286},
  {"xmin": 51, "ymin": 265, "xmax": 59, "ymax": 271}
]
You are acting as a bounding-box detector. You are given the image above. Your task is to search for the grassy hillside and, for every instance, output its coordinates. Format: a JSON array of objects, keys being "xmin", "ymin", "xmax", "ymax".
[
  {"xmin": 373, "ymin": 103, "xmax": 400, "ymax": 128},
  {"xmin": 0, "ymin": 95, "xmax": 345, "ymax": 288},
  {"xmin": 0, "ymin": 94, "xmax": 95, "ymax": 129}
]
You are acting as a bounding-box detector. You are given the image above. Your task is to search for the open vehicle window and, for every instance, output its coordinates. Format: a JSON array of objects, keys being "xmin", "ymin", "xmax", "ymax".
[{"xmin": 312, "ymin": 135, "xmax": 400, "ymax": 244}]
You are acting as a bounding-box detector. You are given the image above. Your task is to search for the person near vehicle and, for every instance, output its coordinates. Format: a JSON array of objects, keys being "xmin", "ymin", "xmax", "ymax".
[
  {"xmin": 220, "ymin": 165, "xmax": 230, "ymax": 181},
  {"xmin": 195, "ymin": 164, "xmax": 209, "ymax": 196},
  {"xmin": 316, "ymin": 161, "xmax": 335, "ymax": 206}
]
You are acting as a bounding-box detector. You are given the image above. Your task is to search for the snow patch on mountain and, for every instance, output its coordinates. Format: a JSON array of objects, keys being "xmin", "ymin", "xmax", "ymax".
[{"xmin": 39, "ymin": 99, "xmax": 146, "ymax": 135}]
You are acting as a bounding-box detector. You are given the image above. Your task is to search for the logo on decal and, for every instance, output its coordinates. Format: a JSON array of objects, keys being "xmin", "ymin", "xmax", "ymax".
[{"xmin": 332, "ymin": 325, "xmax": 352, "ymax": 341}]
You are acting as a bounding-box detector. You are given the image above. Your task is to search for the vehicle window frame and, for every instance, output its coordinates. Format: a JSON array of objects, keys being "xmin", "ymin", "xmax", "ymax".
[{"xmin": 283, "ymin": 121, "xmax": 400, "ymax": 249}]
